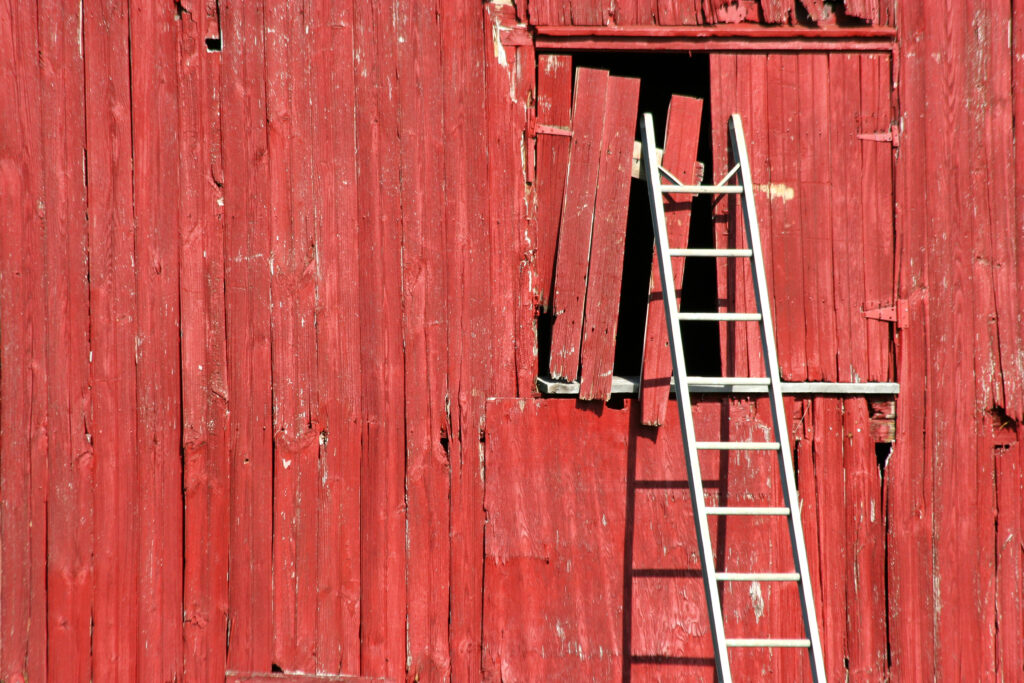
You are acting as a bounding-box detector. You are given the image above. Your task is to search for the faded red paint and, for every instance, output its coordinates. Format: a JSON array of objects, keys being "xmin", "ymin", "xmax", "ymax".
[{"xmin": 1, "ymin": 1, "xmax": 1023, "ymax": 682}]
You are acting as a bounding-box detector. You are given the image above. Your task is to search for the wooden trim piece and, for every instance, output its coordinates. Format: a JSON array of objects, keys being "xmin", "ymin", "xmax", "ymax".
[
  {"xmin": 537, "ymin": 376, "xmax": 900, "ymax": 395},
  {"xmin": 534, "ymin": 25, "xmax": 896, "ymax": 52}
]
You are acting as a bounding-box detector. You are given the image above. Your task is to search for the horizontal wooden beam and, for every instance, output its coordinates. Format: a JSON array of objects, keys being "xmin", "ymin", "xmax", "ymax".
[
  {"xmin": 536, "ymin": 375, "xmax": 900, "ymax": 395},
  {"xmin": 534, "ymin": 25, "xmax": 896, "ymax": 52}
]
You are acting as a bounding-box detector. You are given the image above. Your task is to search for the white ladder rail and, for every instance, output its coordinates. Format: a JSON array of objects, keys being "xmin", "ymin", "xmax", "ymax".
[{"xmin": 640, "ymin": 111, "xmax": 828, "ymax": 683}]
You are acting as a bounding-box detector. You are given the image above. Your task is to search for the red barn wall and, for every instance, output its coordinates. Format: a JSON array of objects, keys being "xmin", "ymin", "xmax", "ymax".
[{"xmin": 0, "ymin": 1, "xmax": 1021, "ymax": 682}]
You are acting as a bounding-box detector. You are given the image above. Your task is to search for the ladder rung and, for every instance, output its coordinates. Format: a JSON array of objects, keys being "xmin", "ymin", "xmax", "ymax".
[
  {"xmin": 678, "ymin": 312, "xmax": 761, "ymax": 321},
  {"xmin": 661, "ymin": 184, "xmax": 744, "ymax": 195},
  {"xmin": 695, "ymin": 441, "xmax": 780, "ymax": 451},
  {"xmin": 716, "ymin": 572, "xmax": 800, "ymax": 582},
  {"xmin": 668, "ymin": 248, "xmax": 753, "ymax": 258},
  {"xmin": 726, "ymin": 638, "xmax": 811, "ymax": 648},
  {"xmin": 684, "ymin": 376, "xmax": 770, "ymax": 386},
  {"xmin": 705, "ymin": 506, "xmax": 790, "ymax": 516}
]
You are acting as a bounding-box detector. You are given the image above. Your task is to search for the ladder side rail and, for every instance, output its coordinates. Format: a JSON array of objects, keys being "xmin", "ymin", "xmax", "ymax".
[
  {"xmin": 728, "ymin": 113, "xmax": 828, "ymax": 683},
  {"xmin": 642, "ymin": 113, "xmax": 733, "ymax": 683}
]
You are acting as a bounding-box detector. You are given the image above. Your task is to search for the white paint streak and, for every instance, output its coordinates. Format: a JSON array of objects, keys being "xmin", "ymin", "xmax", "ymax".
[{"xmin": 756, "ymin": 182, "xmax": 795, "ymax": 201}]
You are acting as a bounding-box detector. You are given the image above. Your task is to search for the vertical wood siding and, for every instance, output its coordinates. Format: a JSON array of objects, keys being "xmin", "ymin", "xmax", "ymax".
[{"xmin": 1, "ymin": 1, "xmax": 1023, "ymax": 682}]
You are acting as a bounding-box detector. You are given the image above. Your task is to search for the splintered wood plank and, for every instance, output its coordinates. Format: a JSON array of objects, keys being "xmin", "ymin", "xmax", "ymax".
[
  {"xmin": 639, "ymin": 95, "xmax": 703, "ymax": 425},
  {"xmin": 309, "ymin": 0, "xmax": 361, "ymax": 671},
  {"xmin": 486, "ymin": 3, "xmax": 532, "ymax": 398},
  {"xmin": 0, "ymin": 2, "xmax": 48, "ymax": 679},
  {"xmin": 399, "ymin": 0, "xmax": 451, "ymax": 677},
  {"xmin": 843, "ymin": 0, "xmax": 879, "ymax": 24},
  {"xmin": 550, "ymin": 67, "xmax": 609, "ymax": 381},
  {"xmin": 177, "ymin": 0, "xmax": 230, "ymax": 679},
  {"xmin": 796, "ymin": 398, "xmax": 848, "ymax": 681},
  {"xmin": 995, "ymin": 435, "xmax": 1023, "ymax": 681},
  {"xmin": 843, "ymin": 398, "xmax": 888, "ymax": 679},
  {"xmin": 759, "ymin": 0, "xmax": 793, "ymax": 24},
  {"xmin": 354, "ymin": 1, "xmax": 407, "ymax": 678},
  {"xmin": 129, "ymin": 1, "xmax": 184, "ymax": 678},
  {"xmin": 534, "ymin": 54, "xmax": 573, "ymax": 310},
  {"xmin": 221, "ymin": 0, "xmax": 275, "ymax": 671},
  {"xmin": 579, "ymin": 75, "xmax": 640, "ymax": 401}
]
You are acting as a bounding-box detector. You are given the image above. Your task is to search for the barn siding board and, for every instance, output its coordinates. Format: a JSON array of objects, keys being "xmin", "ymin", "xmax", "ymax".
[
  {"xmin": 220, "ymin": 0, "xmax": 276, "ymax": 672},
  {"xmin": 177, "ymin": 0, "xmax": 230, "ymax": 678},
  {"xmin": 354, "ymin": 0, "xmax": 409, "ymax": 677},
  {"xmin": 81, "ymin": 0, "xmax": 140, "ymax": 677},
  {"xmin": 549, "ymin": 67, "xmax": 609, "ymax": 381},
  {"xmin": 401, "ymin": 0, "xmax": 452, "ymax": 678},
  {"xmin": 578, "ymin": 75, "xmax": 640, "ymax": 401},
  {"xmin": 310, "ymin": 0, "xmax": 363, "ymax": 671},
  {"xmin": 0, "ymin": 1, "xmax": 49, "ymax": 679},
  {"xmin": 36, "ymin": 0, "xmax": 94, "ymax": 680},
  {"xmin": 2, "ymin": 1, "xmax": 1024, "ymax": 681},
  {"xmin": 639, "ymin": 95, "xmax": 703, "ymax": 425},
  {"xmin": 534, "ymin": 54, "xmax": 573, "ymax": 311}
]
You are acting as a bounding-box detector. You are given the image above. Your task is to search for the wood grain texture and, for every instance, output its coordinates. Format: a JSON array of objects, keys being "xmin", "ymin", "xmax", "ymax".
[
  {"xmin": 578, "ymin": 75, "xmax": 640, "ymax": 401},
  {"xmin": 441, "ymin": 2, "xmax": 491, "ymax": 680},
  {"xmin": 0, "ymin": 2, "xmax": 49, "ymax": 679},
  {"xmin": 534, "ymin": 54, "xmax": 573, "ymax": 311},
  {"xmin": 309, "ymin": 0, "xmax": 362, "ymax": 672},
  {"xmin": 129, "ymin": 1, "xmax": 184, "ymax": 678},
  {"xmin": 221, "ymin": 0, "xmax": 275, "ymax": 671},
  {"xmin": 639, "ymin": 95, "xmax": 703, "ymax": 425},
  {"xmin": 354, "ymin": 1, "xmax": 407, "ymax": 677},
  {"xmin": 550, "ymin": 68, "xmax": 609, "ymax": 381},
  {"xmin": 401, "ymin": 0, "xmax": 451, "ymax": 677},
  {"xmin": 177, "ymin": 1, "xmax": 230, "ymax": 679}
]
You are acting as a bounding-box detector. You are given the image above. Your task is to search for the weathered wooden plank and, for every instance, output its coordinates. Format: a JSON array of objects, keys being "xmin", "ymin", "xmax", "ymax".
[
  {"xmin": 221, "ymin": 0, "xmax": 275, "ymax": 670},
  {"xmin": 887, "ymin": 7, "xmax": 935, "ymax": 679},
  {"xmin": 0, "ymin": 1, "xmax": 48, "ymax": 678},
  {"xmin": 309, "ymin": 0, "xmax": 362, "ymax": 671},
  {"xmin": 483, "ymin": 398, "xmax": 628, "ymax": 680},
  {"xmin": 828, "ymin": 53, "xmax": 862, "ymax": 383},
  {"xmin": 129, "ymin": 1, "xmax": 184, "ymax": 677},
  {"xmin": 354, "ymin": 0, "xmax": 407, "ymax": 677},
  {"xmin": 797, "ymin": 53, "xmax": 836, "ymax": 381},
  {"xmin": 758, "ymin": 0, "xmax": 792, "ymax": 24},
  {"xmin": 795, "ymin": 398, "xmax": 846, "ymax": 680},
  {"xmin": 33, "ymin": 0, "xmax": 95, "ymax": 679},
  {"xmin": 265, "ymin": 0, "xmax": 322, "ymax": 670},
  {"xmin": 486, "ymin": 3, "xmax": 532, "ymax": 398},
  {"xmin": 399, "ymin": 0, "xmax": 451, "ymax": 677},
  {"xmin": 534, "ymin": 54, "xmax": 573, "ymax": 311},
  {"xmin": 843, "ymin": 0, "xmax": 879, "ymax": 24},
  {"xmin": 765, "ymin": 53, "xmax": 808, "ymax": 381},
  {"xmin": 550, "ymin": 68, "xmax": 609, "ymax": 381},
  {"xmin": 639, "ymin": 95, "xmax": 703, "ymax": 424},
  {"xmin": 860, "ymin": 53, "xmax": 895, "ymax": 383},
  {"xmin": 579, "ymin": 75, "xmax": 640, "ymax": 401},
  {"xmin": 995, "ymin": 432, "xmax": 1022, "ymax": 681},
  {"xmin": 177, "ymin": 0, "xmax": 230, "ymax": 678},
  {"xmin": 440, "ymin": 2, "xmax": 492, "ymax": 680},
  {"xmin": 843, "ymin": 398, "xmax": 888, "ymax": 679}
]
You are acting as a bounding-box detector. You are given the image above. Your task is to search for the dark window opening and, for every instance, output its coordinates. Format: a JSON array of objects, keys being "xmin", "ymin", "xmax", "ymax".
[{"xmin": 535, "ymin": 51, "xmax": 720, "ymax": 383}]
